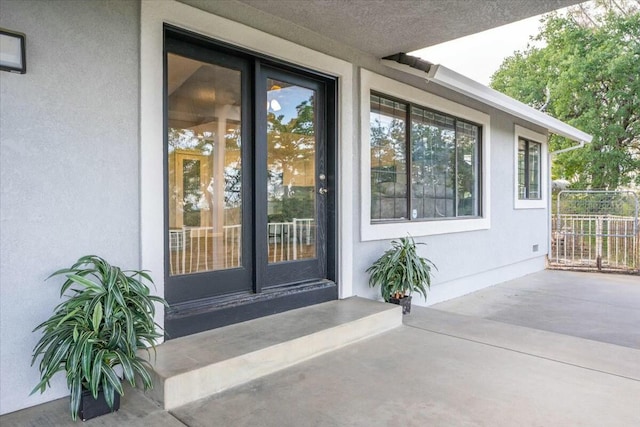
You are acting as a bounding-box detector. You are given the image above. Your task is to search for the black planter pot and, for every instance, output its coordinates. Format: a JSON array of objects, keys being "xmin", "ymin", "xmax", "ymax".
[
  {"xmin": 79, "ymin": 388, "xmax": 120, "ymax": 421},
  {"xmin": 389, "ymin": 295, "xmax": 412, "ymax": 314}
]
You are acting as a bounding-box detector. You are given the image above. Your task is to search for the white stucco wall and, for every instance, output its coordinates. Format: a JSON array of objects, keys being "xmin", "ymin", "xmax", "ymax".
[
  {"xmin": 0, "ymin": 0, "xmax": 140, "ymax": 415},
  {"xmin": 1, "ymin": 0, "xmax": 551, "ymax": 415}
]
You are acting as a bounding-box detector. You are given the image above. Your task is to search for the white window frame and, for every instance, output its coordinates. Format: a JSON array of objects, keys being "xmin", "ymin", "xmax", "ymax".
[
  {"xmin": 360, "ymin": 69, "xmax": 491, "ymax": 241},
  {"xmin": 514, "ymin": 125, "xmax": 547, "ymax": 210}
]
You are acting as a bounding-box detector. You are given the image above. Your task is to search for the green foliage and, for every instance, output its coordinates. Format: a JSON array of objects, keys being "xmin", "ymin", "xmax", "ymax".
[
  {"xmin": 267, "ymin": 96, "xmax": 317, "ymax": 221},
  {"xmin": 267, "ymin": 97, "xmax": 316, "ymax": 163},
  {"xmin": 366, "ymin": 236, "xmax": 437, "ymax": 302},
  {"xmin": 31, "ymin": 255, "xmax": 168, "ymax": 421},
  {"xmin": 491, "ymin": 1, "xmax": 640, "ymax": 190},
  {"xmin": 282, "ymin": 187, "xmax": 315, "ymax": 220}
]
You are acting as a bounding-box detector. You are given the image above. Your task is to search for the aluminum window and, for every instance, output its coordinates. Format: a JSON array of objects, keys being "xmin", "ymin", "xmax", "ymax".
[
  {"xmin": 370, "ymin": 93, "xmax": 481, "ymax": 222},
  {"xmin": 518, "ymin": 138, "xmax": 541, "ymax": 200}
]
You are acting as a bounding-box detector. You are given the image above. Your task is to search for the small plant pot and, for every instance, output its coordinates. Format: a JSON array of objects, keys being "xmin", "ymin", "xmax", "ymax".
[
  {"xmin": 79, "ymin": 388, "xmax": 120, "ymax": 421},
  {"xmin": 389, "ymin": 295, "xmax": 412, "ymax": 314}
]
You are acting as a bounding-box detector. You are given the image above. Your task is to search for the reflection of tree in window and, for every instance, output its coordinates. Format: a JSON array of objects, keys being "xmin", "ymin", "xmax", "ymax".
[
  {"xmin": 456, "ymin": 122, "xmax": 478, "ymax": 216},
  {"xmin": 223, "ymin": 128, "xmax": 242, "ymax": 208},
  {"xmin": 182, "ymin": 159, "xmax": 201, "ymax": 226},
  {"xmin": 370, "ymin": 94, "xmax": 407, "ymax": 220},
  {"xmin": 410, "ymin": 108, "xmax": 456, "ymax": 219},
  {"xmin": 370, "ymin": 94, "xmax": 481, "ymax": 221},
  {"xmin": 518, "ymin": 138, "xmax": 541, "ymax": 200},
  {"xmin": 168, "ymin": 128, "xmax": 213, "ymax": 154},
  {"xmin": 267, "ymin": 95, "xmax": 316, "ymax": 222}
]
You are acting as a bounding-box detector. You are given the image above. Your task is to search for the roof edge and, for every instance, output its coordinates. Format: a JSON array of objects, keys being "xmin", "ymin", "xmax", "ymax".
[
  {"xmin": 425, "ymin": 65, "xmax": 593, "ymax": 143},
  {"xmin": 381, "ymin": 55, "xmax": 592, "ymax": 144}
]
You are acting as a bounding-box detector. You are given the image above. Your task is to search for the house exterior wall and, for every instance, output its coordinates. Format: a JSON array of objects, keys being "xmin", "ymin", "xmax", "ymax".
[
  {"xmin": 0, "ymin": 0, "xmax": 141, "ymax": 415},
  {"xmin": 1, "ymin": 0, "xmax": 549, "ymax": 414},
  {"xmin": 352, "ymin": 109, "xmax": 549, "ymax": 306}
]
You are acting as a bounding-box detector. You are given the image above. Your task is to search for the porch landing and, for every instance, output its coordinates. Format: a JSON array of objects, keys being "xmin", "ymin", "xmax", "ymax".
[{"xmin": 145, "ymin": 297, "xmax": 401, "ymax": 409}]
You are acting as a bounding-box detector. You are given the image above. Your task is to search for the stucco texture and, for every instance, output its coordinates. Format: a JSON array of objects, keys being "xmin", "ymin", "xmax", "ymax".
[{"xmin": 0, "ymin": 0, "xmax": 140, "ymax": 415}]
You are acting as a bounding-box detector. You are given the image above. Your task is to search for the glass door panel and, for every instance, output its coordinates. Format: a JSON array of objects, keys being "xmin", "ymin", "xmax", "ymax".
[
  {"xmin": 164, "ymin": 31, "xmax": 336, "ymax": 335},
  {"xmin": 266, "ymin": 79, "xmax": 317, "ymax": 264},
  {"xmin": 165, "ymin": 36, "xmax": 331, "ymax": 308},
  {"xmin": 167, "ymin": 53, "xmax": 243, "ymax": 276}
]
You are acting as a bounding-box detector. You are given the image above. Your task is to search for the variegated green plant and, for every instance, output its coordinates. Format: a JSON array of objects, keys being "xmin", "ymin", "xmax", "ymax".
[
  {"xmin": 31, "ymin": 255, "xmax": 167, "ymax": 420},
  {"xmin": 366, "ymin": 236, "xmax": 437, "ymax": 302}
]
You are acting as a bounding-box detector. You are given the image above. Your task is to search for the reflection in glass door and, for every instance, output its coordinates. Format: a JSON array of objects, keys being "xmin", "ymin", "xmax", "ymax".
[
  {"xmin": 164, "ymin": 30, "xmax": 336, "ymax": 338},
  {"xmin": 167, "ymin": 53, "xmax": 243, "ymax": 276},
  {"xmin": 266, "ymin": 79, "xmax": 317, "ymax": 264},
  {"xmin": 165, "ymin": 33, "xmax": 334, "ymax": 314},
  {"xmin": 260, "ymin": 67, "xmax": 328, "ymax": 289}
]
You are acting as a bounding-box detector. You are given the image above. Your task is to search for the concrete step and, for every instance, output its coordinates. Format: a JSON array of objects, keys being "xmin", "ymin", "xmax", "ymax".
[{"xmin": 145, "ymin": 297, "xmax": 401, "ymax": 409}]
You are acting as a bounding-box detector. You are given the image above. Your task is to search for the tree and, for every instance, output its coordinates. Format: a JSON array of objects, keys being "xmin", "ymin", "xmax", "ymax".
[{"xmin": 491, "ymin": 0, "xmax": 640, "ymax": 190}]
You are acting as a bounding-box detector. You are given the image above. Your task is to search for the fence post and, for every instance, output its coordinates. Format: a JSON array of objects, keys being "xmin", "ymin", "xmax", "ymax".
[{"xmin": 596, "ymin": 216, "xmax": 603, "ymax": 271}]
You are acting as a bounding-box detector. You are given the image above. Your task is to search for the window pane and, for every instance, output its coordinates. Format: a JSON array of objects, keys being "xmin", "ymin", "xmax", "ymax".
[
  {"xmin": 410, "ymin": 106, "xmax": 455, "ymax": 219},
  {"xmin": 456, "ymin": 121, "xmax": 479, "ymax": 216},
  {"xmin": 167, "ymin": 53, "xmax": 242, "ymax": 275},
  {"xmin": 528, "ymin": 141, "xmax": 541, "ymax": 199},
  {"xmin": 370, "ymin": 95, "xmax": 407, "ymax": 220},
  {"xmin": 266, "ymin": 79, "xmax": 317, "ymax": 263},
  {"xmin": 518, "ymin": 140, "xmax": 526, "ymax": 199}
]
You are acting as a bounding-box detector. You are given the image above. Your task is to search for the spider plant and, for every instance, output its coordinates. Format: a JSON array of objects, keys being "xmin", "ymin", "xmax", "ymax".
[
  {"xmin": 366, "ymin": 236, "xmax": 437, "ymax": 303},
  {"xmin": 30, "ymin": 255, "xmax": 167, "ymax": 420}
]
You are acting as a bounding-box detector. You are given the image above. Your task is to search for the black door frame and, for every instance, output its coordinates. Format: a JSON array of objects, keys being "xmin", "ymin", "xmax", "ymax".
[
  {"xmin": 163, "ymin": 35, "xmax": 254, "ymax": 304},
  {"xmin": 163, "ymin": 25, "xmax": 338, "ymax": 339},
  {"xmin": 257, "ymin": 65, "xmax": 328, "ymax": 289}
]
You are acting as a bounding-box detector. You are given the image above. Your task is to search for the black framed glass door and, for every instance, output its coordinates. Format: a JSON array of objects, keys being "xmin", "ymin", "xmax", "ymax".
[
  {"xmin": 164, "ymin": 29, "xmax": 335, "ymax": 320},
  {"xmin": 165, "ymin": 38, "xmax": 253, "ymax": 304},
  {"xmin": 257, "ymin": 66, "xmax": 328, "ymax": 288}
]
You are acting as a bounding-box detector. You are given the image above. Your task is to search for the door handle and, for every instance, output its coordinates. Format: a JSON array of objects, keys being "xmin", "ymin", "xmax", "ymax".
[{"xmin": 318, "ymin": 187, "xmax": 328, "ymax": 195}]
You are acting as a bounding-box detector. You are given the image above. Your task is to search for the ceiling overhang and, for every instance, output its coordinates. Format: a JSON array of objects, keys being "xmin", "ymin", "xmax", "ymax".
[{"xmin": 232, "ymin": 0, "xmax": 586, "ymax": 57}]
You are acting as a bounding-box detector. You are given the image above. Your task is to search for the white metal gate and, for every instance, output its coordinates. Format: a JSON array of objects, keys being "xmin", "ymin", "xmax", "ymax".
[{"xmin": 550, "ymin": 190, "xmax": 639, "ymax": 273}]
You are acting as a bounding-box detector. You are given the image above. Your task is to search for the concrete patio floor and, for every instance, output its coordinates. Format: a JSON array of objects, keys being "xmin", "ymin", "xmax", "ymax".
[
  {"xmin": 3, "ymin": 270, "xmax": 639, "ymax": 426},
  {"xmin": 431, "ymin": 269, "xmax": 640, "ymax": 349}
]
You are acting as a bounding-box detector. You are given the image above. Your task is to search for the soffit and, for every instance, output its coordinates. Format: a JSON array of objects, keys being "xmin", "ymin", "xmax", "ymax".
[{"xmin": 232, "ymin": 0, "xmax": 585, "ymax": 57}]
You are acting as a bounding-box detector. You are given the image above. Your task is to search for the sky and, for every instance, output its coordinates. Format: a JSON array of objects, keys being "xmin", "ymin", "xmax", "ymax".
[{"xmin": 411, "ymin": 13, "xmax": 549, "ymax": 86}]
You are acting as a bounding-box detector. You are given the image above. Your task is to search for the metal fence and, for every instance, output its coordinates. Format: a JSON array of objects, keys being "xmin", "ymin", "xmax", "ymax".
[{"xmin": 550, "ymin": 190, "xmax": 639, "ymax": 273}]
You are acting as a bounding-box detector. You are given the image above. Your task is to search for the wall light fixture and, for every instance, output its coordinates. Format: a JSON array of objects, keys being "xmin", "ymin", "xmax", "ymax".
[{"xmin": 0, "ymin": 28, "xmax": 26, "ymax": 74}]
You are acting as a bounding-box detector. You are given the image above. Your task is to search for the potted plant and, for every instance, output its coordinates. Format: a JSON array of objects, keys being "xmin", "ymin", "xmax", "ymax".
[
  {"xmin": 30, "ymin": 255, "xmax": 168, "ymax": 421},
  {"xmin": 366, "ymin": 236, "xmax": 436, "ymax": 314}
]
